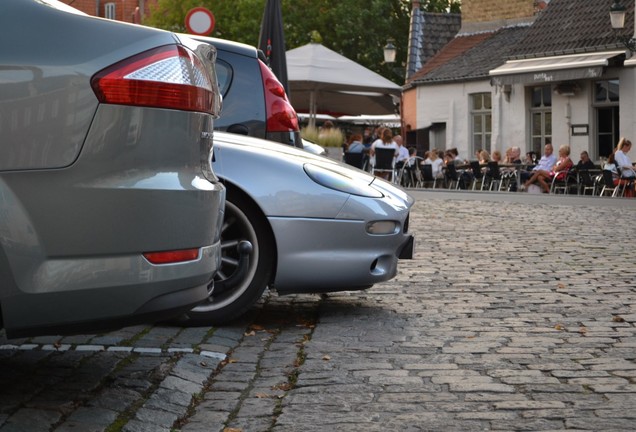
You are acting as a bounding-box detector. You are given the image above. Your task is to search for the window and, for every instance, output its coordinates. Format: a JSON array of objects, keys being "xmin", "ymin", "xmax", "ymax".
[
  {"xmin": 470, "ymin": 93, "xmax": 491, "ymax": 155},
  {"xmin": 594, "ymin": 79, "xmax": 619, "ymax": 158},
  {"xmin": 105, "ymin": 3, "xmax": 116, "ymax": 20},
  {"xmin": 529, "ymin": 86, "xmax": 552, "ymax": 154}
]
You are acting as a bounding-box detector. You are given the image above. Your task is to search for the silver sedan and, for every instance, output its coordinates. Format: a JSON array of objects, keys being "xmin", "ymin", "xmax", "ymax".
[{"xmin": 185, "ymin": 132, "xmax": 415, "ymax": 324}]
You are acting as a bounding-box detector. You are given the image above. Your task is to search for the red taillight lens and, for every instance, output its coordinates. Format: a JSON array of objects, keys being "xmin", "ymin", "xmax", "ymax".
[
  {"xmin": 143, "ymin": 248, "xmax": 200, "ymax": 264},
  {"xmin": 259, "ymin": 60, "xmax": 299, "ymax": 133},
  {"xmin": 91, "ymin": 45, "xmax": 218, "ymax": 115}
]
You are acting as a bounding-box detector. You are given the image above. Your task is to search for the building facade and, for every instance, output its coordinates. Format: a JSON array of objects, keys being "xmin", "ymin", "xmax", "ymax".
[
  {"xmin": 60, "ymin": 0, "xmax": 157, "ymax": 23},
  {"xmin": 404, "ymin": 0, "xmax": 635, "ymax": 163}
]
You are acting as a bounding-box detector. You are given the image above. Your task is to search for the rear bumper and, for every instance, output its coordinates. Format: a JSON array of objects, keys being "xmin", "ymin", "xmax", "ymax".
[{"xmin": 0, "ymin": 106, "xmax": 225, "ymax": 338}]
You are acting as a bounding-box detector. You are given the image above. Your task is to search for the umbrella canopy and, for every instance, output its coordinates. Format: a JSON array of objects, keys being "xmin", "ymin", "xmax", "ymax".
[
  {"xmin": 286, "ymin": 43, "xmax": 401, "ymax": 123},
  {"xmin": 258, "ymin": 0, "xmax": 289, "ymax": 94}
]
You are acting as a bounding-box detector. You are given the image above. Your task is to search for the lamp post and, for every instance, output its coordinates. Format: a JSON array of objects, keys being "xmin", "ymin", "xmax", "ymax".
[
  {"xmin": 610, "ymin": 0, "xmax": 636, "ymax": 52},
  {"xmin": 383, "ymin": 39, "xmax": 397, "ymax": 63}
]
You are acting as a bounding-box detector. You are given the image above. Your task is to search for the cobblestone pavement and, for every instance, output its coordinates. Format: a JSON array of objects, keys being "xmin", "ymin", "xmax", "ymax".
[{"xmin": 1, "ymin": 191, "xmax": 635, "ymax": 431}]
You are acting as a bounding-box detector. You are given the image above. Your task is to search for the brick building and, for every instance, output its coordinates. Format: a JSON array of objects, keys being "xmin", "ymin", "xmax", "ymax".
[{"xmin": 61, "ymin": 0, "xmax": 157, "ymax": 23}]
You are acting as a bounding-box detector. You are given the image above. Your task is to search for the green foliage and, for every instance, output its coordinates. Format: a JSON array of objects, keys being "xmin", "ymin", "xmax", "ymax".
[
  {"xmin": 145, "ymin": 0, "xmax": 461, "ymax": 84},
  {"xmin": 301, "ymin": 126, "xmax": 344, "ymax": 148}
]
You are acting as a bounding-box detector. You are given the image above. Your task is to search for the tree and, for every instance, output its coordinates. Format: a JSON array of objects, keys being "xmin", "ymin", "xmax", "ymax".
[{"xmin": 145, "ymin": 0, "xmax": 461, "ymax": 83}]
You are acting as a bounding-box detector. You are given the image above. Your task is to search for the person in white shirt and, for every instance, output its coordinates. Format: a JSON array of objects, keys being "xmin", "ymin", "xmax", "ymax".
[
  {"xmin": 424, "ymin": 148, "xmax": 444, "ymax": 179},
  {"xmin": 615, "ymin": 138, "xmax": 635, "ymax": 177},
  {"xmin": 395, "ymin": 135, "xmax": 409, "ymax": 165},
  {"xmin": 614, "ymin": 137, "xmax": 635, "ymax": 197},
  {"xmin": 520, "ymin": 143, "xmax": 557, "ymax": 187},
  {"xmin": 370, "ymin": 128, "xmax": 398, "ymax": 179}
]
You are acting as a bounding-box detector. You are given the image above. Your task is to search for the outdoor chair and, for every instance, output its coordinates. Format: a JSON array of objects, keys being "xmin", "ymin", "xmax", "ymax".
[
  {"xmin": 550, "ymin": 169, "xmax": 576, "ymax": 194},
  {"xmin": 599, "ymin": 170, "xmax": 620, "ymax": 197},
  {"xmin": 616, "ymin": 166, "xmax": 635, "ymax": 197},
  {"xmin": 444, "ymin": 163, "xmax": 461, "ymax": 189},
  {"xmin": 419, "ymin": 163, "xmax": 438, "ymax": 188},
  {"xmin": 397, "ymin": 156, "xmax": 423, "ymax": 188},
  {"xmin": 576, "ymin": 169, "xmax": 597, "ymax": 195},
  {"xmin": 483, "ymin": 161, "xmax": 502, "ymax": 191},
  {"xmin": 372, "ymin": 147, "xmax": 396, "ymax": 182},
  {"xmin": 343, "ymin": 151, "xmax": 367, "ymax": 170},
  {"xmin": 469, "ymin": 161, "xmax": 484, "ymax": 190}
]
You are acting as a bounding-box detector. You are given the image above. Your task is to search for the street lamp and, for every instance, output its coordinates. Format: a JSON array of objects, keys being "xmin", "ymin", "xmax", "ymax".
[
  {"xmin": 610, "ymin": 0, "xmax": 636, "ymax": 52},
  {"xmin": 383, "ymin": 39, "xmax": 396, "ymax": 63}
]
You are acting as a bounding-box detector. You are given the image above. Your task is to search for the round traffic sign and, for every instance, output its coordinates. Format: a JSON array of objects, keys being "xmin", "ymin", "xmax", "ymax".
[{"xmin": 185, "ymin": 7, "xmax": 215, "ymax": 35}]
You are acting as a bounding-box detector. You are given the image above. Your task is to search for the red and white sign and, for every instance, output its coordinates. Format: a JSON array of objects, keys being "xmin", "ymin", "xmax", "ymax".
[{"xmin": 185, "ymin": 7, "xmax": 215, "ymax": 35}]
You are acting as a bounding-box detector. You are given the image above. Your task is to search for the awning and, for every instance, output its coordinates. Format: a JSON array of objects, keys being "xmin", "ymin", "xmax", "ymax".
[
  {"xmin": 489, "ymin": 51, "xmax": 624, "ymax": 85},
  {"xmin": 624, "ymin": 56, "xmax": 636, "ymax": 67}
]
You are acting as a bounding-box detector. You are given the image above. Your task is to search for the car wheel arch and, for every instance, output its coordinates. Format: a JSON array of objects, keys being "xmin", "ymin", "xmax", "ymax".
[{"xmin": 221, "ymin": 180, "xmax": 278, "ymax": 285}]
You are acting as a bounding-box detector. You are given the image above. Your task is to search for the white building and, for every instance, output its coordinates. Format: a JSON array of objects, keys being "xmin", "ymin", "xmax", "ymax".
[{"xmin": 403, "ymin": 0, "xmax": 636, "ymax": 163}]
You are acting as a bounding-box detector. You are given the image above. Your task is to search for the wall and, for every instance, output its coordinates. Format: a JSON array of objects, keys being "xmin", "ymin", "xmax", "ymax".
[
  {"xmin": 61, "ymin": 0, "xmax": 157, "ymax": 23},
  {"xmin": 416, "ymin": 80, "xmax": 493, "ymax": 161},
  {"xmin": 618, "ymin": 66, "xmax": 636, "ymax": 143},
  {"xmin": 462, "ymin": 0, "xmax": 537, "ymax": 23}
]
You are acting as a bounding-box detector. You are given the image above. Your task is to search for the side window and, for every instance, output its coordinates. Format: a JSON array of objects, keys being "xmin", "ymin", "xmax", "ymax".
[
  {"xmin": 529, "ymin": 86, "xmax": 552, "ymax": 154},
  {"xmin": 594, "ymin": 79, "xmax": 620, "ymax": 158},
  {"xmin": 215, "ymin": 58, "xmax": 232, "ymax": 99},
  {"xmin": 471, "ymin": 93, "xmax": 492, "ymax": 155}
]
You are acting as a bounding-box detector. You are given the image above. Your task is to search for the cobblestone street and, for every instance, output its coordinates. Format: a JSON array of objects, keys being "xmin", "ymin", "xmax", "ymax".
[{"xmin": 1, "ymin": 191, "xmax": 635, "ymax": 431}]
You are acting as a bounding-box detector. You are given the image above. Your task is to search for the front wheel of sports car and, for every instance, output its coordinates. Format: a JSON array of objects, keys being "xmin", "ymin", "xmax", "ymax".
[{"xmin": 187, "ymin": 192, "xmax": 274, "ymax": 325}]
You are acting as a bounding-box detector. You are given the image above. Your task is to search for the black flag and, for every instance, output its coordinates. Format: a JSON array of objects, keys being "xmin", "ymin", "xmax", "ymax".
[{"xmin": 258, "ymin": 0, "xmax": 289, "ymax": 95}]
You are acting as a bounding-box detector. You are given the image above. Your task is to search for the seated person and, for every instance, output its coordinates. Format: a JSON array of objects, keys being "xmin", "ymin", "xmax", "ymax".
[
  {"xmin": 520, "ymin": 143, "xmax": 556, "ymax": 186},
  {"xmin": 423, "ymin": 148, "xmax": 444, "ymax": 179},
  {"xmin": 522, "ymin": 144, "xmax": 571, "ymax": 193},
  {"xmin": 614, "ymin": 137, "xmax": 635, "ymax": 197},
  {"xmin": 574, "ymin": 150, "xmax": 596, "ymax": 171},
  {"xmin": 346, "ymin": 134, "xmax": 364, "ymax": 153}
]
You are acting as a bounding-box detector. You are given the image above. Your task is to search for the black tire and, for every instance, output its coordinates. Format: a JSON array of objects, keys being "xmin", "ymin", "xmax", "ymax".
[{"xmin": 187, "ymin": 190, "xmax": 274, "ymax": 325}]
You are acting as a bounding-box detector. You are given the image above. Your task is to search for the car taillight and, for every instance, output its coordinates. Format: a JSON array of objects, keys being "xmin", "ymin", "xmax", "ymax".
[
  {"xmin": 143, "ymin": 248, "xmax": 200, "ymax": 264},
  {"xmin": 259, "ymin": 60, "xmax": 299, "ymax": 132},
  {"xmin": 91, "ymin": 44, "xmax": 217, "ymax": 114}
]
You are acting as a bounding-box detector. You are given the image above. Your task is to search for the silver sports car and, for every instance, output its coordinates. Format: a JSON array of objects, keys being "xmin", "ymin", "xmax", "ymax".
[{"xmin": 185, "ymin": 132, "xmax": 415, "ymax": 324}]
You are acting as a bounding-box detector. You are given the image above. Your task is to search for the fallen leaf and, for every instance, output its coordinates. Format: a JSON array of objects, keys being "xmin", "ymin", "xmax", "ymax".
[
  {"xmin": 554, "ymin": 324, "xmax": 564, "ymax": 331},
  {"xmin": 272, "ymin": 383, "xmax": 292, "ymax": 391},
  {"xmin": 255, "ymin": 393, "xmax": 271, "ymax": 399},
  {"xmin": 244, "ymin": 330, "xmax": 256, "ymax": 337},
  {"xmin": 322, "ymin": 355, "xmax": 331, "ymax": 361},
  {"xmin": 579, "ymin": 326, "xmax": 588, "ymax": 334},
  {"xmin": 557, "ymin": 283, "xmax": 565, "ymax": 289},
  {"xmin": 223, "ymin": 428, "xmax": 242, "ymax": 432},
  {"xmin": 250, "ymin": 324, "xmax": 265, "ymax": 331},
  {"xmin": 200, "ymin": 361, "xmax": 208, "ymax": 367},
  {"xmin": 227, "ymin": 358, "xmax": 238, "ymax": 364},
  {"xmin": 612, "ymin": 315, "xmax": 625, "ymax": 323}
]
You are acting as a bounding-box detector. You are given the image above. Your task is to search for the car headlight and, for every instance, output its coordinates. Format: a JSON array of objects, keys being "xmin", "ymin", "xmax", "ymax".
[{"xmin": 303, "ymin": 163, "xmax": 383, "ymax": 198}]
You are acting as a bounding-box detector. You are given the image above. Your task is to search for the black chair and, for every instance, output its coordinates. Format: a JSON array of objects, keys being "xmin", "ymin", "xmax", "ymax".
[
  {"xmin": 599, "ymin": 170, "xmax": 620, "ymax": 197},
  {"xmin": 372, "ymin": 147, "xmax": 396, "ymax": 181},
  {"xmin": 483, "ymin": 161, "xmax": 502, "ymax": 191},
  {"xmin": 419, "ymin": 163, "xmax": 438, "ymax": 188},
  {"xmin": 444, "ymin": 163, "xmax": 460, "ymax": 189},
  {"xmin": 469, "ymin": 161, "xmax": 484, "ymax": 190},
  {"xmin": 344, "ymin": 152, "xmax": 366, "ymax": 170},
  {"xmin": 576, "ymin": 169, "xmax": 597, "ymax": 195}
]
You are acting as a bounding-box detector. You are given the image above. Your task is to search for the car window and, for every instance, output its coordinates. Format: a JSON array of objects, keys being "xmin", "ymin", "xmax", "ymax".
[{"xmin": 215, "ymin": 58, "xmax": 232, "ymax": 98}]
